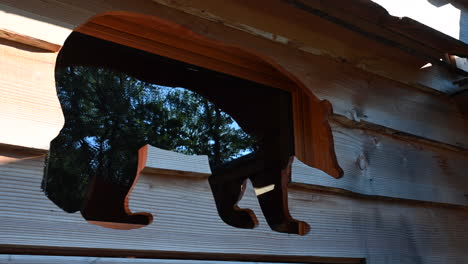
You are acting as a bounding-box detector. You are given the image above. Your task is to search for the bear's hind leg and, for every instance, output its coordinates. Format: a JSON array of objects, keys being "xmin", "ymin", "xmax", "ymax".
[
  {"xmin": 209, "ymin": 154, "xmax": 261, "ymax": 229},
  {"xmin": 209, "ymin": 177, "xmax": 258, "ymax": 229}
]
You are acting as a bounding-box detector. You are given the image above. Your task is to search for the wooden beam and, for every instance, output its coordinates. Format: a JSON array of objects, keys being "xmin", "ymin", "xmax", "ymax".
[
  {"xmin": 151, "ymin": 0, "xmax": 467, "ymax": 94},
  {"xmin": 0, "ymin": 2, "xmax": 73, "ymax": 47},
  {"xmin": 287, "ymin": 0, "xmax": 468, "ymax": 57},
  {"xmin": 1, "ymin": 0, "xmax": 466, "ymax": 93},
  {"xmin": 293, "ymin": 120, "xmax": 468, "ymax": 206},
  {"xmin": 0, "ymin": 28, "xmax": 60, "ymax": 52},
  {"xmin": 0, "ymin": 255, "xmax": 363, "ymax": 264},
  {"xmin": 0, "ymin": 38, "xmax": 63, "ymax": 150},
  {"xmin": 75, "ymin": 19, "xmax": 296, "ymax": 91},
  {"xmin": 143, "ymin": 146, "xmax": 211, "ymax": 178}
]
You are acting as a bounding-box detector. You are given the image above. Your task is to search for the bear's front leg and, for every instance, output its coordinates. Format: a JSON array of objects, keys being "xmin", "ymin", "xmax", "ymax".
[
  {"xmin": 250, "ymin": 156, "xmax": 310, "ymax": 235},
  {"xmin": 81, "ymin": 145, "xmax": 153, "ymax": 229}
]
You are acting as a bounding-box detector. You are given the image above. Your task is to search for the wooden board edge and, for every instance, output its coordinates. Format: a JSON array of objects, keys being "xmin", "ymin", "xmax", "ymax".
[
  {"xmin": 0, "ymin": 247, "xmax": 364, "ymax": 264},
  {"xmin": 0, "ymin": 28, "xmax": 61, "ymax": 52}
]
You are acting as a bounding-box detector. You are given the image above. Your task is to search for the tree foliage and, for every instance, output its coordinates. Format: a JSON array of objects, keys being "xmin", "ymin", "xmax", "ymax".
[{"xmin": 43, "ymin": 66, "xmax": 257, "ymax": 212}]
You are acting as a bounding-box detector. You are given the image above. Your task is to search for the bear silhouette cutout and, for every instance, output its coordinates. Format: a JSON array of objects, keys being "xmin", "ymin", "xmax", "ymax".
[{"xmin": 42, "ymin": 32, "xmax": 341, "ymax": 235}]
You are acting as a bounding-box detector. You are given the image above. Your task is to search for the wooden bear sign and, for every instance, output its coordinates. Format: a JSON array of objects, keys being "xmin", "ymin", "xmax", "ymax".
[{"xmin": 43, "ymin": 20, "xmax": 342, "ymax": 236}]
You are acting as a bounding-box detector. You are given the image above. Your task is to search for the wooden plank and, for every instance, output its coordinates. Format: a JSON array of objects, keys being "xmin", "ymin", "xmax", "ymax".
[
  {"xmin": 0, "ymin": 28, "xmax": 60, "ymax": 52},
  {"xmin": 312, "ymin": 0, "xmax": 468, "ymax": 56},
  {"xmin": 0, "ymin": 38, "xmax": 63, "ymax": 150},
  {"xmin": 1, "ymin": 0, "xmax": 466, "ymax": 93},
  {"xmin": 75, "ymin": 21, "xmax": 296, "ymax": 91},
  {"xmin": 384, "ymin": 16, "xmax": 468, "ymax": 56},
  {"xmin": 293, "ymin": 120, "xmax": 468, "ymax": 206},
  {"xmin": 1, "ymin": 150, "xmax": 468, "ymax": 264},
  {"xmin": 0, "ymin": 254, "xmax": 362, "ymax": 264},
  {"xmin": 151, "ymin": 0, "xmax": 466, "ymax": 94},
  {"xmin": 90, "ymin": 15, "xmax": 281, "ymax": 79},
  {"xmin": 0, "ymin": 3, "xmax": 73, "ymax": 45},
  {"xmin": 144, "ymin": 146, "xmax": 211, "ymax": 178}
]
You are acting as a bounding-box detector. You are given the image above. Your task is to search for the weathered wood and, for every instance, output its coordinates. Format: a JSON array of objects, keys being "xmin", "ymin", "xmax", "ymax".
[
  {"xmin": 144, "ymin": 146, "xmax": 211, "ymax": 178},
  {"xmin": 2, "ymin": 0, "xmax": 465, "ymax": 94},
  {"xmin": 76, "ymin": 20, "xmax": 295, "ymax": 92},
  {"xmin": 289, "ymin": 0, "xmax": 455, "ymax": 58},
  {"xmin": 0, "ymin": 36, "xmax": 467, "ymax": 206},
  {"xmin": 0, "ymin": 28, "xmax": 60, "ymax": 52},
  {"xmin": 73, "ymin": 16, "xmax": 342, "ymax": 179},
  {"xmin": 0, "ymin": 255, "xmax": 361, "ymax": 264},
  {"xmin": 143, "ymin": 118, "xmax": 468, "ymax": 207},
  {"xmin": 1, "ymin": 35, "xmax": 468, "ymax": 206},
  {"xmin": 0, "ymin": 38, "xmax": 63, "ymax": 150},
  {"xmin": 293, "ymin": 120, "xmax": 468, "ymax": 206},
  {"xmin": 1, "ymin": 149, "xmax": 468, "ymax": 264},
  {"xmin": 5, "ymin": 111, "xmax": 468, "ymax": 208},
  {"xmin": 314, "ymin": 0, "xmax": 468, "ymax": 56},
  {"xmin": 0, "ymin": 3, "xmax": 73, "ymax": 45},
  {"xmin": 151, "ymin": 0, "xmax": 466, "ymax": 94},
  {"xmin": 1, "ymin": 1, "xmax": 468, "ymax": 149},
  {"xmin": 82, "ymin": 15, "xmax": 292, "ymax": 87}
]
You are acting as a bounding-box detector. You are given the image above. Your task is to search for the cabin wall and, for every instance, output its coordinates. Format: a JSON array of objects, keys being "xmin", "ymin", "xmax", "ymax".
[
  {"xmin": 0, "ymin": 1, "xmax": 467, "ymax": 264},
  {"xmin": 2, "ymin": 148, "xmax": 468, "ymax": 264}
]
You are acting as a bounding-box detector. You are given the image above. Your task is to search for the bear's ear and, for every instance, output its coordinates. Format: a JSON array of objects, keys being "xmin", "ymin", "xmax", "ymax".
[
  {"xmin": 292, "ymin": 91, "xmax": 343, "ymax": 179},
  {"xmin": 320, "ymin": 100, "xmax": 333, "ymax": 115}
]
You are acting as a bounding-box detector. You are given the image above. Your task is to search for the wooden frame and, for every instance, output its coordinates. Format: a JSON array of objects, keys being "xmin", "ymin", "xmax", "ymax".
[{"xmin": 75, "ymin": 11, "xmax": 343, "ymax": 179}]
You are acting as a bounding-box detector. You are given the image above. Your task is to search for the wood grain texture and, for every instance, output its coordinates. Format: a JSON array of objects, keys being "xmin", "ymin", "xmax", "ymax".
[
  {"xmin": 151, "ymin": 0, "xmax": 466, "ymax": 94},
  {"xmin": 0, "ymin": 28, "xmax": 60, "ymax": 52},
  {"xmin": 76, "ymin": 20, "xmax": 295, "ymax": 92},
  {"xmin": 1, "ymin": 33, "xmax": 468, "ymax": 206},
  {"xmin": 75, "ymin": 14, "xmax": 342, "ymax": 178},
  {"xmin": 0, "ymin": 255, "xmax": 362, "ymax": 264},
  {"xmin": 293, "ymin": 121, "xmax": 468, "ymax": 206},
  {"xmin": 0, "ymin": 1, "xmax": 467, "ymax": 149},
  {"xmin": 83, "ymin": 15, "xmax": 292, "ymax": 87},
  {"xmin": 0, "ymin": 39, "xmax": 63, "ymax": 150},
  {"xmin": 4, "ymin": 111, "xmax": 468, "ymax": 208},
  {"xmin": 2, "ymin": 0, "xmax": 465, "ymax": 94},
  {"xmin": 144, "ymin": 146, "xmax": 211, "ymax": 178},
  {"xmin": 291, "ymin": 0, "xmax": 468, "ymax": 57},
  {"xmin": 0, "ymin": 3, "xmax": 73, "ymax": 46},
  {"xmin": 292, "ymin": 89, "xmax": 343, "ymax": 178},
  {"xmin": 1, "ymin": 148, "xmax": 468, "ymax": 264}
]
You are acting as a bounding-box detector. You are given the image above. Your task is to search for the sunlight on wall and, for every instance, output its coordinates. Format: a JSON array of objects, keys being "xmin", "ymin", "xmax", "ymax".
[
  {"xmin": 0, "ymin": 3, "xmax": 72, "ymax": 45},
  {"xmin": 372, "ymin": 0, "xmax": 460, "ymax": 39}
]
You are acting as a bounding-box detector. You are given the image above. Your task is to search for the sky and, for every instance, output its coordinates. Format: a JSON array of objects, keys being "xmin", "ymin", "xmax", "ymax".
[{"xmin": 372, "ymin": 0, "xmax": 461, "ymax": 39}]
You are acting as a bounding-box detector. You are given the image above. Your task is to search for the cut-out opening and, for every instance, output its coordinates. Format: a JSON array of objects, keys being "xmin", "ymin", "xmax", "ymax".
[
  {"xmin": 74, "ymin": 11, "xmax": 343, "ymax": 179},
  {"xmin": 42, "ymin": 11, "xmax": 343, "ymax": 235}
]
